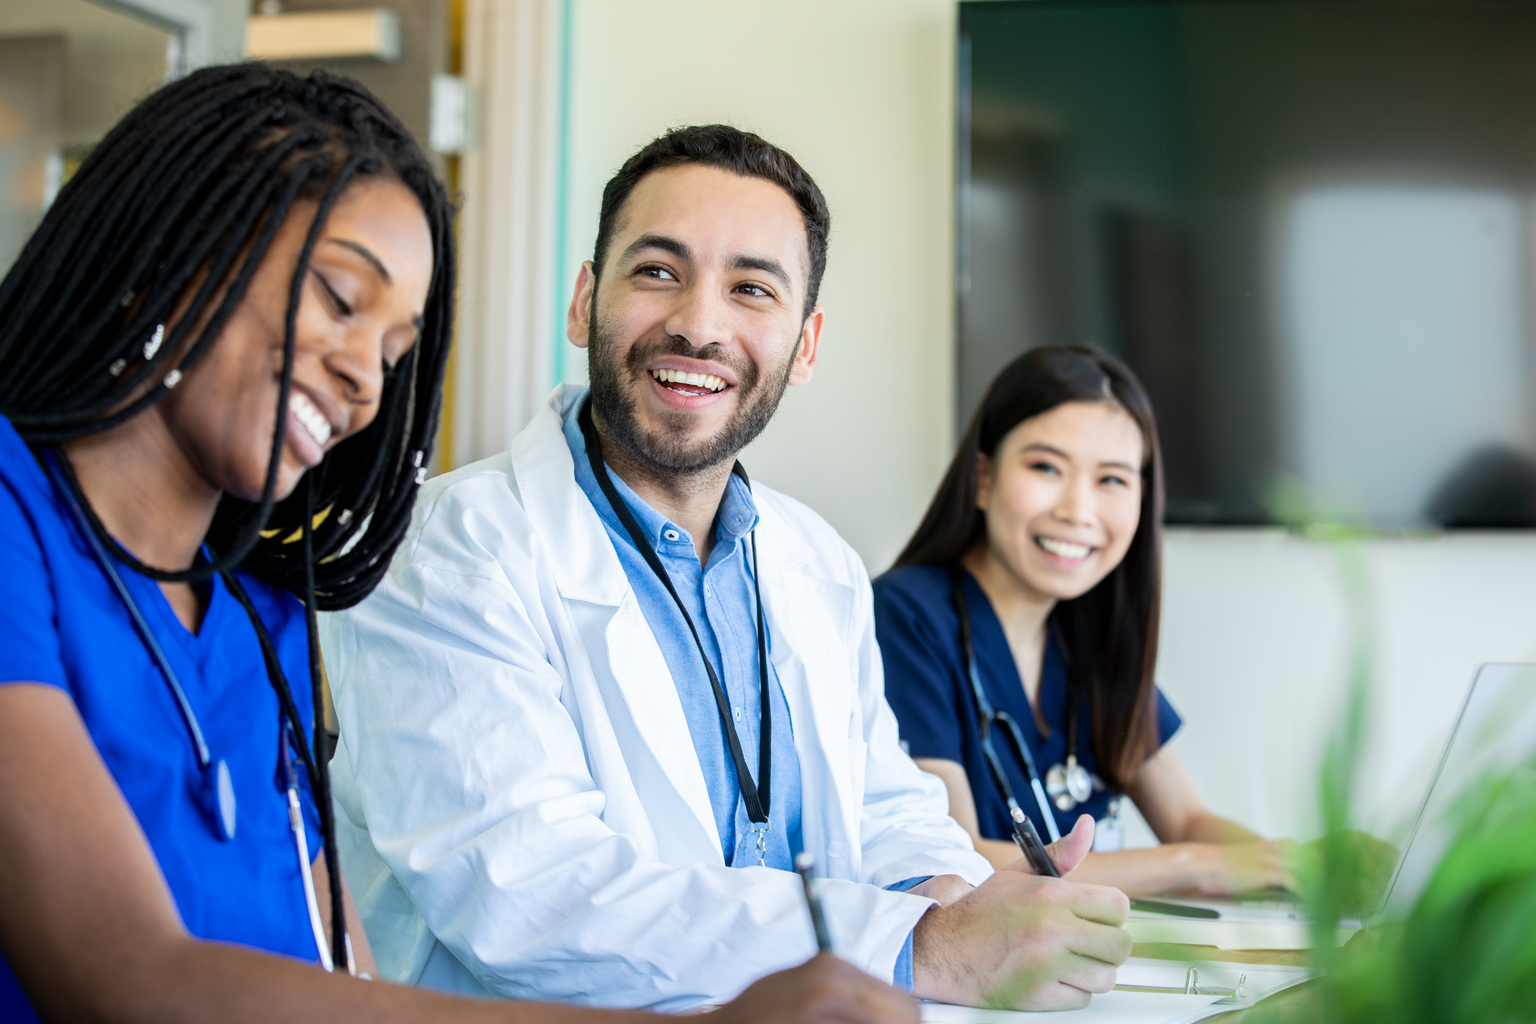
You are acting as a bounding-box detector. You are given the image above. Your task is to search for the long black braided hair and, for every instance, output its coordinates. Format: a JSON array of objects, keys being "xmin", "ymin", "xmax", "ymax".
[{"xmin": 0, "ymin": 64, "xmax": 455, "ymax": 971}]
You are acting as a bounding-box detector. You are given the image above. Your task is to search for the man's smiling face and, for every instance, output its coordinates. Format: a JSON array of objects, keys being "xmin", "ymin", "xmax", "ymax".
[{"xmin": 568, "ymin": 162, "xmax": 823, "ymax": 476}]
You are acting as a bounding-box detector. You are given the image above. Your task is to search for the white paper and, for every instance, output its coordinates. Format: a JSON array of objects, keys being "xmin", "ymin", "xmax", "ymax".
[
  {"xmin": 1117, "ymin": 958, "xmax": 1314, "ymax": 1005},
  {"xmin": 918, "ymin": 959, "xmax": 1317, "ymax": 1022},
  {"xmin": 920, "ymin": 991, "xmax": 1221, "ymax": 1023}
]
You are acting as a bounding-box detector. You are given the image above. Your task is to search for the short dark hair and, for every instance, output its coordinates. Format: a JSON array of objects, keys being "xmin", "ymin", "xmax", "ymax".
[
  {"xmin": 592, "ymin": 124, "xmax": 830, "ymax": 319},
  {"xmin": 889, "ymin": 346, "xmax": 1166, "ymax": 791}
]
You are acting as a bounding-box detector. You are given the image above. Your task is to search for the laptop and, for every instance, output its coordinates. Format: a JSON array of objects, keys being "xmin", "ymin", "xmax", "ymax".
[
  {"xmin": 1131, "ymin": 663, "xmax": 1536, "ymax": 927},
  {"xmin": 1375, "ymin": 662, "xmax": 1536, "ymax": 920}
]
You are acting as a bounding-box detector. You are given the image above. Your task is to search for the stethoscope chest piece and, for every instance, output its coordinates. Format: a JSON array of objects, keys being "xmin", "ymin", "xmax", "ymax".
[
  {"xmin": 1046, "ymin": 754, "xmax": 1094, "ymax": 811},
  {"xmin": 207, "ymin": 758, "xmax": 237, "ymax": 842}
]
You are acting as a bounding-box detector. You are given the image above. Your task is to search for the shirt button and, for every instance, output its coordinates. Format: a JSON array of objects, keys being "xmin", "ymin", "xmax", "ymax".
[
  {"xmin": 663, "ymin": 529, "xmax": 681, "ymax": 542},
  {"xmin": 733, "ymin": 706, "xmax": 742, "ymax": 721}
]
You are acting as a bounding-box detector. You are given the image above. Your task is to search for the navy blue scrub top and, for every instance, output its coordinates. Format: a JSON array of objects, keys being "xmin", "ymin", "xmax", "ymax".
[
  {"xmin": 0, "ymin": 415, "xmax": 324, "ymax": 1022},
  {"xmin": 874, "ymin": 564, "xmax": 1182, "ymax": 843}
]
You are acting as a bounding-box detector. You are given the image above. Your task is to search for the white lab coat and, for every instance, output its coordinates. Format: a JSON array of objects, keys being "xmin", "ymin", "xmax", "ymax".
[{"xmin": 320, "ymin": 385, "xmax": 993, "ymax": 1010}]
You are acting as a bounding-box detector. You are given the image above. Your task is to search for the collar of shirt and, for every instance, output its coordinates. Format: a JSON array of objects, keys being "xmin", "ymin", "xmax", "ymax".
[{"xmin": 561, "ymin": 392, "xmax": 759, "ymax": 564}]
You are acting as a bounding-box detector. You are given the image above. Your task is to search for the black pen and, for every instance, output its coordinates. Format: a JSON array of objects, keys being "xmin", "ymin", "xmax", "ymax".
[
  {"xmin": 793, "ymin": 851, "xmax": 835, "ymax": 953},
  {"xmin": 1010, "ymin": 805, "xmax": 1060, "ymax": 878},
  {"xmin": 1128, "ymin": 898, "xmax": 1221, "ymax": 920}
]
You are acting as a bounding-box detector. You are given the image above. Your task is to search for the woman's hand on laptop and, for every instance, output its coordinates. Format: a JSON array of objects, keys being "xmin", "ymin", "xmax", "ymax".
[{"xmin": 1192, "ymin": 839, "xmax": 1300, "ymax": 896}]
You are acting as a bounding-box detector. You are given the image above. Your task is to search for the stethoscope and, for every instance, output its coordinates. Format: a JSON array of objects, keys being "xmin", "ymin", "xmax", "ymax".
[
  {"xmin": 949, "ymin": 569, "xmax": 1094, "ymax": 843},
  {"xmin": 46, "ymin": 454, "xmax": 337, "ymax": 973}
]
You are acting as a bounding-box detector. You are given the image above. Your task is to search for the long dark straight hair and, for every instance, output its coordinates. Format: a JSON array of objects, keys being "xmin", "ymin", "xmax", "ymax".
[
  {"xmin": 0, "ymin": 64, "xmax": 455, "ymax": 968},
  {"xmin": 892, "ymin": 346, "xmax": 1164, "ymax": 790}
]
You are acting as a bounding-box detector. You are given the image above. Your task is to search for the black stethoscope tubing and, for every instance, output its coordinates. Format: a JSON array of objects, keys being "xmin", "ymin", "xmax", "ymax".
[
  {"xmin": 52, "ymin": 456, "xmax": 214, "ymax": 771},
  {"xmin": 43, "ymin": 452, "xmax": 336, "ymax": 969},
  {"xmin": 578, "ymin": 399, "xmax": 774, "ymax": 857},
  {"xmin": 949, "ymin": 569, "xmax": 1072, "ymax": 843}
]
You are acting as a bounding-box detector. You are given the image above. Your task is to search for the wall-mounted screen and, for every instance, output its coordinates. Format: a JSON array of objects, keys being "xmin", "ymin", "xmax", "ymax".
[{"xmin": 959, "ymin": 0, "xmax": 1536, "ymax": 527}]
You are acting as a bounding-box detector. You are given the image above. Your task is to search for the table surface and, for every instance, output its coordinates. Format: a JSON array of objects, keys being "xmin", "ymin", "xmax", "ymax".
[{"xmin": 1129, "ymin": 944, "xmax": 1319, "ymax": 1022}]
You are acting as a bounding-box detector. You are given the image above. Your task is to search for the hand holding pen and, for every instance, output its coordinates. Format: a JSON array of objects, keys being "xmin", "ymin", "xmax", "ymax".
[
  {"xmin": 793, "ymin": 851, "xmax": 834, "ymax": 954},
  {"xmin": 1008, "ymin": 807, "xmax": 1102, "ymax": 879},
  {"xmin": 902, "ymin": 812, "xmax": 1130, "ymax": 1011},
  {"xmin": 1009, "ymin": 805, "xmax": 1061, "ymax": 878}
]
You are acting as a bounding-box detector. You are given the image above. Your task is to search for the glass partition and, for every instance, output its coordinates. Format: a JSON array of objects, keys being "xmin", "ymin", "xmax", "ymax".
[{"xmin": 0, "ymin": 0, "xmax": 176, "ymax": 274}]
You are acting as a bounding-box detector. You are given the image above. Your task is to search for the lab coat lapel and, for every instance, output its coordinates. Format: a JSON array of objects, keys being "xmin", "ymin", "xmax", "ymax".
[
  {"xmin": 511, "ymin": 386, "xmax": 721, "ymax": 860},
  {"xmin": 752, "ymin": 496, "xmax": 863, "ymax": 878},
  {"xmin": 509, "ymin": 386, "xmax": 627, "ymax": 606}
]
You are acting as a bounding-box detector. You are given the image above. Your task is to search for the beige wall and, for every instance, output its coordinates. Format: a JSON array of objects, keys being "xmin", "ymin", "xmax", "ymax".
[{"xmin": 563, "ymin": 0, "xmax": 960, "ymax": 573}]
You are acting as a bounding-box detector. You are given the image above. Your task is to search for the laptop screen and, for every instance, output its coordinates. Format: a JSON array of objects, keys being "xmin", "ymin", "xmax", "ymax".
[{"xmin": 1380, "ymin": 663, "xmax": 1536, "ymax": 919}]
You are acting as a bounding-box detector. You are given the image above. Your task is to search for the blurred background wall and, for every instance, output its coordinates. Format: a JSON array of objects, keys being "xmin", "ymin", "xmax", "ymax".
[{"xmin": 558, "ymin": 0, "xmax": 961, "ymax": 573}]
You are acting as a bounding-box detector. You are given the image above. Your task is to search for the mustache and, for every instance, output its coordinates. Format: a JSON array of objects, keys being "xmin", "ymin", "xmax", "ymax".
[{"xmin": 588, "ymin": 316, "xmax": 795, "ymax": 476}]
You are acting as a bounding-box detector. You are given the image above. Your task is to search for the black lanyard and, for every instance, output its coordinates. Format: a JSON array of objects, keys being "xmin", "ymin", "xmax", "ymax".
[
  {"xmin": 45, "ymin": 451, "xmax": 240, "ymax": 841},
  {"xmin": 950, "ymin": 568, "xmax": 1068, "ymax": 842},
  {"xmin": 47, "ymin": 450, "xmax": 342, "ymax": 969},
  {"xmin": 578, "ymin": 399, "xmax": 772, "ymax": 829}
]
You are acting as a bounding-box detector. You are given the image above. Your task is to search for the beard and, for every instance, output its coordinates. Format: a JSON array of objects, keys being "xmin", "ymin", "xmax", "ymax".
[{"xmin": 587, "ymin": 314, "xmax": 797, "ymax": 477}]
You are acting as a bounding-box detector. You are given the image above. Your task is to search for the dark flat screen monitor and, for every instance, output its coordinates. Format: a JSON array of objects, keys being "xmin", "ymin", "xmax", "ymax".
[{"xmin": 959, "ymin": 0, "xmax": 1536, "ymax": 527}]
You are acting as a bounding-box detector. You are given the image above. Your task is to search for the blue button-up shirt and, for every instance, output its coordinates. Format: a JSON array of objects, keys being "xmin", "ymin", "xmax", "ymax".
[
  {"xmin": 563, "ymin": 398, "xmax": 803, "ymax": 868},
  {"xmin": 564, "ymin": 394, "xmax": 919, "ymax": 988}
]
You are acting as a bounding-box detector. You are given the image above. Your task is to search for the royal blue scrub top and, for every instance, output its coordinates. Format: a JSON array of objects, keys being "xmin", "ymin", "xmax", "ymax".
[
  {"xmin": 0, "ymin": 415, "xmax": 324, "ymax": 1022},
  {"xmin": 874, "ymin": 564, "xmax": 1182, "ymax": 843}
]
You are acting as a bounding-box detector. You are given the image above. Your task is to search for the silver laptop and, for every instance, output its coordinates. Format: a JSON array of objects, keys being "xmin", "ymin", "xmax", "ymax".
[
  {"xmin": 1133, "ymin": 663, "xmax": 1536, "ymax": 924},
  {"xmin": 1376, "ymin": 662, "xmax": 1536, "ymax": 920}
]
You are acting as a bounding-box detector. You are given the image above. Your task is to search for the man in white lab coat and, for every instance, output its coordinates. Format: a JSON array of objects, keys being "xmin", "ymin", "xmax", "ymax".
[{"xmin": 320, "ymin": 126, "xmax": 1131, "ymax": 1013}]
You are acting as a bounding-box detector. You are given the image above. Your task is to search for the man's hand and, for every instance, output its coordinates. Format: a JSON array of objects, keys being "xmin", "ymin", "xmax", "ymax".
[
  {"xmin": 1045, "ymin": 813, "xmax": 1098, "ymax": 875},
  {"xmin": 906, "ymin": 874, "xmax": 972, "ymax": 907},
  {"xmin": 912, "ymin": 815, "xmax": 1132, "ymax": 1011},
  {"xmin": 712, "ymin": 955, "xmax": 919, "ymax": 1024}
]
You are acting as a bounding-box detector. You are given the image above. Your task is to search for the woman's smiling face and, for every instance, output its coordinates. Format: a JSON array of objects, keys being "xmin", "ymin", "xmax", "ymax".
[
  {"xmin": 975, "ymin": 400, "xmax": 1146, "ymax": 603},
  {"xmin": 153, "ymin": 175, "xmax": 434, "ymax": 503}
]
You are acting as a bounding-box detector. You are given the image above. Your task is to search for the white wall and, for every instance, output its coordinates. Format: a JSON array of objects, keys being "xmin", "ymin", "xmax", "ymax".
[
  {"xmin": 563, "ymin": 0, "xmax": 959, "ymax": 572},
  {"xmin": 561, "ymin": 1, "xmax": 1536, "ymax": 851},
  {"xmin": 1151, "ymin": 529, "xmax": 1536, "ymax": 846}
]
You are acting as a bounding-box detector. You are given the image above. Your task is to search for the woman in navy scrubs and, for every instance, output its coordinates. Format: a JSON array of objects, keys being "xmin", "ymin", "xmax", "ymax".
[
  {"xmin": 0, "ymin": 65, "xmax": 911, "ymax": 1024},
  {"xmin": 875, "ymin": 347, "xmax": 1292, "ymax": 897}
]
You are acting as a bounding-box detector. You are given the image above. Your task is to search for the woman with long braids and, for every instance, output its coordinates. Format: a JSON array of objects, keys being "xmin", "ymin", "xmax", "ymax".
[
  {"xmin": 875, "ymin": 347, "xmax": 1293, "ymax": 897},
  {"xmin": 0, "ymin": 65, "xmax": 913, "ymax": 1024}
]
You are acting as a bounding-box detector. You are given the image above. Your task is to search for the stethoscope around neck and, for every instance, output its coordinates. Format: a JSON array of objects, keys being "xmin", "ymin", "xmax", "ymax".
[
  {"xmin": 44, "ymin": 453, "xmax": 340, "ymax": 973},
  {"xmin": 948, "ymin": 569, "xmax": 1094, "ymax": 843}
]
